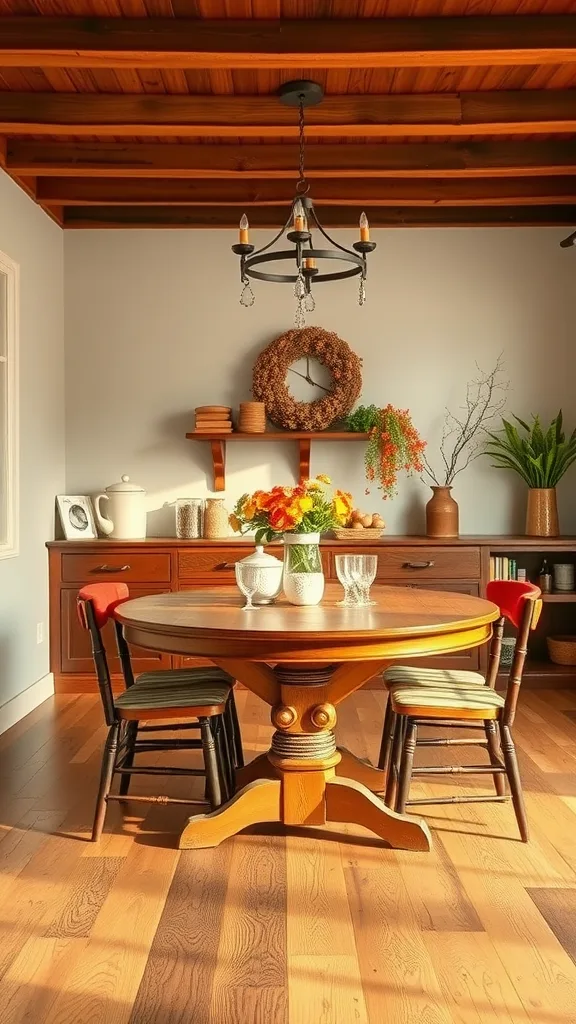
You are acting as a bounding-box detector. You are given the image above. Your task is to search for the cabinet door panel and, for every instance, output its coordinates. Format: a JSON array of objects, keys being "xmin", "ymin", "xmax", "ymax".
[{"xmin": 61, "ymin": 586, "xmax": 172, "ymax": 675}]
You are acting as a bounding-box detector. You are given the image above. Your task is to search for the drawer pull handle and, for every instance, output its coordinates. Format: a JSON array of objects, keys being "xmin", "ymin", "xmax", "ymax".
[
  {"xmin": 93, "ymin": 564, "xmax": 131, "ymax": 573},
  {"xmin": 216, "ymin": 561, "xmax": 238, "ymax": 570},
  {"xmin": 403, "ymin": 560, "xmax": 435, "ymax": 570}
]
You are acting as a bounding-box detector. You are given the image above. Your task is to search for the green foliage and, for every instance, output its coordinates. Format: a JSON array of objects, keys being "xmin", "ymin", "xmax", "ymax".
[
  {"xmin": 344, "ymin": 405, "xmax": 382, "ymax": 434},
  {"xmin": 484, "ymin": 411, "xmax": 576, "ymax": 488}
]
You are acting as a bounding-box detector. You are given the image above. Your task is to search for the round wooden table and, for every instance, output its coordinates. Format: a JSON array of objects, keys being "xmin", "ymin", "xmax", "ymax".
[{"xmin": 115, "ymin": 584, "xmax": 498, "ymax": 852}]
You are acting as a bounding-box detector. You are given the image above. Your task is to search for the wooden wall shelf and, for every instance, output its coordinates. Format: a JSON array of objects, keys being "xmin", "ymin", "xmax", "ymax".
[{"xmin": 185, "ymin": 430, "xmax": 369, "ymax": 492}]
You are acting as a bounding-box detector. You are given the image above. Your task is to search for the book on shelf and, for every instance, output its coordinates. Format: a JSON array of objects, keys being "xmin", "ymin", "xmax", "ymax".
[{"xmin": 489, "ymin": 556, "xmax": 520, "ymax": 581}]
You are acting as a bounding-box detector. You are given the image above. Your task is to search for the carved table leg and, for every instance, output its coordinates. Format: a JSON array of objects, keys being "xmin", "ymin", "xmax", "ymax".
[
  {"xmin": 325, "ymin": 776, "xmax": 432, "ymax": 852},
  {"xmin": 178, "ymin": 659, "xmax": 431, "ymax": 852},
  {"xmin": 179, "ymin": 778, "xmax": 281, "ymax": 850},
  {"xmin": 336, "ymin": 746, "xmax": 387, "ymax": 792}
]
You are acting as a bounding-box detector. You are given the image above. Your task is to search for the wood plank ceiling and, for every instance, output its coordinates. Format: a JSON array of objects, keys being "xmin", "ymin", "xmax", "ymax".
[{"xmin": 0, "ymin": 1, "xmax": 575, "ymax": 229}]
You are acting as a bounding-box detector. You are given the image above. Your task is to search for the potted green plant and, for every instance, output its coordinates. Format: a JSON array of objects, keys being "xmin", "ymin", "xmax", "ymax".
[{"xmin": 484, "ymin": 411, "xmax": 576, "ymax": 536}]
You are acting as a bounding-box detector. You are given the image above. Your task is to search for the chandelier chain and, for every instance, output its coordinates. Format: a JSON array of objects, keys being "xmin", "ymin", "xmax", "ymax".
[{"xmin": 296, "ymin": 99, "xmax": 310, "ymax": 195}]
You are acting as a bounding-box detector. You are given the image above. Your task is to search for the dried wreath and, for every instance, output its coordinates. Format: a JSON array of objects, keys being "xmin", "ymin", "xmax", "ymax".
[{"xmin": 252, "ymin": 326, "xmax": 362, "ymax": 431}]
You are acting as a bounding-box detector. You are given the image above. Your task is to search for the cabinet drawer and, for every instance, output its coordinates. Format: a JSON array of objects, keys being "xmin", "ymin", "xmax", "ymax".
[
  {"xmin": 178, "ymin": 547, "xmax": 329, "ymax": 582},
  {"xmin": 61, "ymin": 552, "xmax": 171, "ymax": 584},
  {"xmin": 329, "ymin": 546, "xmax": 480, "ymax": 581}
]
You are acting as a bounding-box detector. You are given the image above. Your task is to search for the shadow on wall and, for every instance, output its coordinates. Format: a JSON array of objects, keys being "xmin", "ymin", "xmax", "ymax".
[
  {"xmin": 147, "ymin": 504, "xmax": 177, "ymax": 536},
  {"xmin": 0, "ymin": 631, "xmax": 15, "ymax": 707}
]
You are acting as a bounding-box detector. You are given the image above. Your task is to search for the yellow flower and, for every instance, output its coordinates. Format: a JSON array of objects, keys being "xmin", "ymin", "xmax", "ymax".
[
  {"xmin": 229, "ymin": 513, "xmax": 241, "ymax": 533},
  {"xmin": 303, "ymin": 479, "xmax": 321, "ymax": 491},
  {"xmin": 334, "ymin": 495, "xmax": 351, "ymax": 522},
  {"xmin": 316, "ymin": 474, "xmax": 331, "ymax": 484},
  {"xmin": 295, "ymin": 495, "xmax": 313, "ymax": 514},
  {"xmin": 242, "ymin": 500, "xmax": 257, "ymax": 521}
]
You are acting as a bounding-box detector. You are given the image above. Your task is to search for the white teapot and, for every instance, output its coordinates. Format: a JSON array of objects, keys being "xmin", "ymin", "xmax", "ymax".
[{"xmin": 95, "ymin": 475, "xmax": 147, "ymax": 540}]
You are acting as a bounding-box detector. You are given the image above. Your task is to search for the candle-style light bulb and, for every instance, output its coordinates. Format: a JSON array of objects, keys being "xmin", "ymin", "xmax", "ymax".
[
  {"xmin": 239, "ymin": 213, "xmax": 249, "ymax": 244},
  {"xmin": 359, "ymin": 211, "xmax": 370, "ymax": 242},
  {"xmin": 293, "ymin": 199, "xmax": 306, "ymax": 232}
]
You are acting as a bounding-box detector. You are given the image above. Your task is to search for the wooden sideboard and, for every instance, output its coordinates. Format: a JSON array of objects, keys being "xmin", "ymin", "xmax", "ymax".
[{"xmin": 47, "ymin": 536, "xmax": 576, "ymax": 692}]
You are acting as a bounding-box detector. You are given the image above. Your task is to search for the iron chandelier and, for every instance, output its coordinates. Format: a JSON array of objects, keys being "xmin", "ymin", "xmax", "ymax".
[{"xmin": 232, "ymin": 80, "xmax": 376, "ymax": 328}]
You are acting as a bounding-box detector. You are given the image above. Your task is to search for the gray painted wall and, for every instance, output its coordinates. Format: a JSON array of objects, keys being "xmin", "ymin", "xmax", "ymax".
[{"xmin": 0, "ymin": 171, "xmax": 64, "ymax": 710}]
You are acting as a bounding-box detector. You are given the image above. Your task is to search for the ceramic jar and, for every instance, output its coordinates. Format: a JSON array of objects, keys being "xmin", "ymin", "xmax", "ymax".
[
  {"xmin": 425, "ymin": 486, "xmax": 459, "ymax": 539},
  {"xmin": 283, "ymin": 532, "xmax": 325, "ymax": 606},
  {"xmin": 236, "ymin": 545, "xmax": 283, "ymax": 605},
  {"xmin": 94, "ymin": 475, "xmax": 147, "ymax": 540},
  {"xmin": 204, "ymin": 497, "xmax": 229, "ymax": 539}
]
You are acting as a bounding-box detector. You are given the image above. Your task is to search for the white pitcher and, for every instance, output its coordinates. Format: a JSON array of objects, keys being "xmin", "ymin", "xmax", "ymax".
[{"xmin": 95, "ymin": 475, "xmax": 147, "ymax": 540}]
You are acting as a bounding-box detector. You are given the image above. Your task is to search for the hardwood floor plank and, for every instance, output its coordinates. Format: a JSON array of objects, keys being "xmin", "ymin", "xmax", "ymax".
[
  {"xmin": 0, "ymin": 936, "xmax": 89, "ymax": 1024},
  {"xmin": 286, "ymin": 832, "xmax": 358, "ymax": 956},
  {"xmin": 128, "ymin": 843, "xmax": 231, "ymax": 1024},
  {"xmin": 209, "ymin": 832, "xmax": 287, "ymax": 1024},
  {"xmin": 42, "ymin": 842, "xmax": 180, "ymax": 1024},
  {"xmin": 439, "ymin": 828, "xmax": 576, "ymax": 1020},
  {"xmin": 289, "ymin": 955, "xmax": 368, "ymax": 1024},
  {"xmin": 526, "ymin": 888, "xmax": 576, "ymax": 968},
  {"xmin": 45, "ymin": 856, "xmax": 124, "ymax": 938},
  {"xmin": 423, "ymin": 932, "xmax": 530, "ymax": 1023},
  {"xmin": 344, "ymin": 852, "xmax": 453, "ymax": 1023}
]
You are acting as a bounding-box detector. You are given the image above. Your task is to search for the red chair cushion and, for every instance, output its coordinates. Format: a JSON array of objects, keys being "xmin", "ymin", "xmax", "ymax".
[
  {"xmin": 486, "ymin": 579, "xmax": 540, "ymax": 629},
  {"xmin": 77, "ymin": 582, "xmax": 130, "ymax": 629}
]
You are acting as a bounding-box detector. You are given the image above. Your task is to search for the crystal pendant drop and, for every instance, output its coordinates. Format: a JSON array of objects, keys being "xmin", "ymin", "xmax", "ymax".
[
  {"xmin": 304, "ymin": 291, "xmax": 315, "ymax": 313},
  {"xmin": 240, "ymin": 280, "xmax": 255, "ymax": 307},
  {"xmin": 294, "ymin": 272, "xmax": 306, "ymax": 300},
  {"xmin": 358, "ymin": 277, "xmax": 366, "ymax": 306},
  {"xmin": 294, "ymin": 299, "xmax": 306, "ymax": 329}
]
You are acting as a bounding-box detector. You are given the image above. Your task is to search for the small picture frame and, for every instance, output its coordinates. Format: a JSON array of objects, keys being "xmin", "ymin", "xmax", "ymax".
[{"xmin": 56, "ymin": 495, "xmax": 97, "ymax": 540}]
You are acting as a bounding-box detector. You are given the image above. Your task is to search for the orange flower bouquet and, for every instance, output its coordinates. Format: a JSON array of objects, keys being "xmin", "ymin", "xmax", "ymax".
[
  {"xmin": 230, "ymin": 475, "xmax": 353, "ymax": 545},
  {"xmin": 345, "ymin": 404, "xmax": 426, "ymax": 498}
]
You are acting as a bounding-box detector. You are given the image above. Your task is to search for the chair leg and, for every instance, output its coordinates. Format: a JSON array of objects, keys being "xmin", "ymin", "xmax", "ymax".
[
  {"xmin": 91, "ymin": 722, "xmax": 120, "ymax": 843},
  {"xmin": 500, "ymin": 723, "xmax": 529, "ymax": 842},
  {"xmin": 484, "ymin": 719, "xmax": 506, "ymax": 797},
  {"xmin": 396, "ymin": 719, "xmax": 418, "ymax": 814},
  {"xmin": 227, "ymin": 689, "xmax": 244, "ymax": 769},
  {"xmin": 200, "ymin": 717, "xmax": 223, "ymax": 810},
  {"xmin": 215, "ymin": 714, "xmax": 233, "ymax": 802},
  {"xmin": 384, "ymin": 715, "xmax": 405, "ymax": 808},
  {"xmin": 378, "ymin": 697, "xmax": 396, "ymax": 772},
  {"xmin": 119, "ymin": 720, "xmax": 138, "ymax": 797}
]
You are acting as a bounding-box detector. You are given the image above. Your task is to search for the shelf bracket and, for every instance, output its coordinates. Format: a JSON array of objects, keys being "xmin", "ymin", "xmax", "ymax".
[
  {"xmin": 298, "ymin": 438, "xmax": 311, "ymax": 484},
  {"xmin": 210, "ymin": 439, "xmax": 226, "ymax": 492}
]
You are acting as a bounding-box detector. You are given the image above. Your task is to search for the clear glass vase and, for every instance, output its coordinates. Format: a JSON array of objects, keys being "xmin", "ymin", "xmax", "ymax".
[{"xmin": 283, "ymin": 532, "xmax": 325, "ymax": 606}]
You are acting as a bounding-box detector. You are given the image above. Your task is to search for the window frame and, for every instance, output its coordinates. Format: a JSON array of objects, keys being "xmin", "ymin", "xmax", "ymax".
[{"xmin": 0, "ymin": 249, "xmax": 19, "ymax": 560}]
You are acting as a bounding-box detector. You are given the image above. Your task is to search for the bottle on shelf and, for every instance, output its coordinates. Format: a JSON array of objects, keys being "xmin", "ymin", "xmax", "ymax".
[{"xmin": 538, "ymin": 558, "xmax": 552, "ymax": 594}]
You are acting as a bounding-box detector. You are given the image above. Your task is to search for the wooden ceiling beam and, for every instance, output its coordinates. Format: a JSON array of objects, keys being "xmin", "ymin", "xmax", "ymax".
[
  {"xmin": 62, "ymin": 205, "xmax": 576, "ymax": 229},
  {"xmin": 10, "ymin": 138, "xmax": 576, "ymax": 180},
  {"xmin": 0, "ymin": 16, "xmax": 575, "ymax": 69},
  {"xmin": 35, "ymin": 176, "xmax": 576, "ymax": 207},
  {"xmin": 0, "ymin": 91, "xmax": 575, "ymax": 138}
]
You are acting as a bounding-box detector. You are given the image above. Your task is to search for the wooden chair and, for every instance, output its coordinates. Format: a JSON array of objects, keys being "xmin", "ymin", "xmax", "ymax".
[
  {"xmin": 383, "ymin": 581, "xmax": 542, "ymax": 842},
  {"xmin": 78, "ymin": 582, "xmax": 243, "ymax": 842}
]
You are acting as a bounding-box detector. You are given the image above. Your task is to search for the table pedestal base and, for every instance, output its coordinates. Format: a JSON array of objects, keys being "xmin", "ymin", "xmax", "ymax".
[{"xmin": 178, "ymin": 661, "xmax": 431, "ymax": 852}]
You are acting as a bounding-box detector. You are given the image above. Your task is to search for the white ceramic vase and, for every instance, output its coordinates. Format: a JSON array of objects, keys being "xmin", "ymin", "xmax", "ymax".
[{"xmin": 282, "ymin": 532, "xmax": 325, "ymax": 606}]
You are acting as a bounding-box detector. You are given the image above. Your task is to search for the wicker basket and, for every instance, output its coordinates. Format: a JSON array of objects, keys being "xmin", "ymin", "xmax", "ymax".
[
  {"xmin": 333, "ymin": 528, "xmax": 385, "ymax": 540},
  {"xmin": 547, "ymin": 635, "xmax": 576, "ymax": 666}
]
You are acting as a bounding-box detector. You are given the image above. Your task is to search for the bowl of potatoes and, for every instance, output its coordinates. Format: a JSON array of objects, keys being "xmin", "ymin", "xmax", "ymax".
[{"xmin": 333, "ymin": 508, "xmax": 386, "ymax": 540}]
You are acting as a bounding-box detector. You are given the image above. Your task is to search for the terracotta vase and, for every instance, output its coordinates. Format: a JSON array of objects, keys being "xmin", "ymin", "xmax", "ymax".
[
  {"xmin": 526, "ymin": 488, "xmax": 559, "ymax": 537},
  {"xmin": 425, "ymin": 486, "xmax": 459, "ymax": 539}
]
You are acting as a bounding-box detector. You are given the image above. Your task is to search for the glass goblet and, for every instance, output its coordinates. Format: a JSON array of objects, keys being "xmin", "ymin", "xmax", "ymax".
[
  {"xmin": 335, "ymin": 554, "xmax": 378, "ymax": 607},
  {"xmin": 235, "ymin": 563, "xmax": 259, "ymax": 611}
]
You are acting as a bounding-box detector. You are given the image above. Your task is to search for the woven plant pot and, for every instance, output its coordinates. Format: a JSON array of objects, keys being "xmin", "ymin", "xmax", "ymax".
[{"xmin": 526, "ymin": 488, "xmax": 559, "ymax": 537}]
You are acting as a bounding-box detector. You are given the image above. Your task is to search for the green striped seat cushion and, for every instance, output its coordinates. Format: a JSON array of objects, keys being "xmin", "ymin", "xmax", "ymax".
[
  {"xmin": 135, "ymin": 667, "xmax": 234, "ymax": 686},
  {"xmin": 115, "ymin": 669, "xmax": 233, "ymax": 711},
  {"xmin": 391, "ymin": 686, "xmax": 504, "ymax": 712},
  {"xmin": 384, "ymin": 665, "xmax": 485, "ymax": 688}
]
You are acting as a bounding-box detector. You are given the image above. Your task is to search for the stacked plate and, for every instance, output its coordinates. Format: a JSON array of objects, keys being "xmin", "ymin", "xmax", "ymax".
[
  {"xmin": 238, "ymin": 401, "xmax": 266, "ymax": 434},
  {"xmin": 194, "ymin": 406, "xmax": 233, "ymax": 433}
]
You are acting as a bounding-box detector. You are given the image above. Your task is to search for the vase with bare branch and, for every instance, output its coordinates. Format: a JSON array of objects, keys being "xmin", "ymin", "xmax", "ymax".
[{"xmin": 421, "ymin": 358, "xmax": 509, "ymax": 537}]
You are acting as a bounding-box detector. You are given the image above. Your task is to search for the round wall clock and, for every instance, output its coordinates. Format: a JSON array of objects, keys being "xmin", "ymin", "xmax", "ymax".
[{"xmin": 252, "ymin": 326, "xmax": 363, "ymax": 431}]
